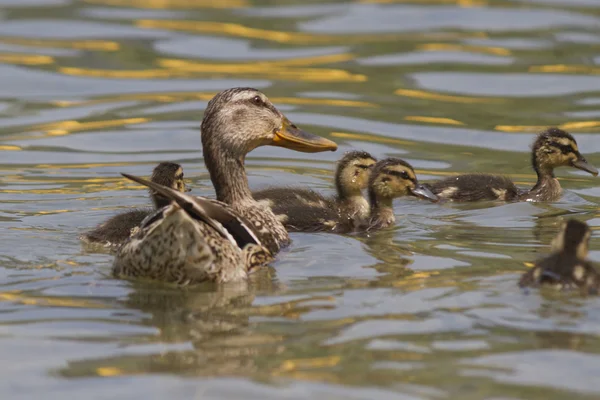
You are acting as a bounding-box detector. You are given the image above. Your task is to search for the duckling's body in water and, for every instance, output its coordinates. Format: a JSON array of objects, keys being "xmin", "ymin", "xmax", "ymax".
[
  {"xmin": 253, "ymin": 151, "xmax": 377, "ymax": 232},
  {"xmin": 80, "ymin": 162, "xmax": 187, "ymax": 248},
  {"xmin": 519, "ymin": 219, "xmax": 599, "ymax": 295},
  {"xmin": 274, "ymin": 158, "xmax": 438, "ymax": 233},
  {"xmin": 113, "ymin": 88, "xmax": 337, "ymax": 284},
  {"xmin": 425, "ymin": 128, "xmax": 598, "ymax": 202}
]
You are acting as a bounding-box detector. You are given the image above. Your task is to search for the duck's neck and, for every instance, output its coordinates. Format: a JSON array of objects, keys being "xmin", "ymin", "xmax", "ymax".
[
  {"xmin": 528, "ymin": 160, "xmax": 561, "ymax": 201},
  {"xmin": 368, "ymin": 194, "xmax": 395, "ymax": 229},
  {"xmin": 204, "ymin": 143, "xmax": 253, "ymax": 205}
]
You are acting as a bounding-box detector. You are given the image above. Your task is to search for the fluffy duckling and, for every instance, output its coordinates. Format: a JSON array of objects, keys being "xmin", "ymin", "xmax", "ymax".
[
  {"xmin": 519, "ymin": 219, "xmax": 599, "ymax": 295},
  {"xmin": 361, "ymin": 158, "xmax": 438, "ymax": 231},
  {"xmin": 80, "ymin": 162, "xmax": 187, "ymax": 248},
  {"xmin": 112, "ymin": 88, "xmax": 337, "ymax": 284},
  {"xmin": 276, "ymin": 158, "xmax": 438, "ymax": 233},
  {"xmin": 425, "ymin": 128, "xmax": 597, "ymax": 202},
  {"xmin": 253, "ymin": 151, "xmax": 377, "ymax": 232},
  {"xmin": 113, "ymin": 174, "xmax": 271, "ymax": 285}
]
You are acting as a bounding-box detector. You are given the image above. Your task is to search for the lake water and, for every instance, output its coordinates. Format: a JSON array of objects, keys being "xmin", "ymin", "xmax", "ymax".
[{"xmin": 1, "ymin": 0, "xmax": 600, "ymax": 398}]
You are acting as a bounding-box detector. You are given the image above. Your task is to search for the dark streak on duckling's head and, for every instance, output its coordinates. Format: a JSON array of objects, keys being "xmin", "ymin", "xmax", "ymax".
[
  {"xmin": 532, "ymin": 127, "xmax": 598, "ymax": 177},
  {"xmin": 335, "ymin": 150, "xmax": 377, "ymax": 199},
  {"xmin": 368, "ymin": 158, "xmax": 437, "ymax": 207},
  {"xmin": 551, "ymin": 218, "xmax": 591, "ymax": 259},
  {"xmin": 150, "ymin": 162, "xmax": 186, "ymax": 209}
]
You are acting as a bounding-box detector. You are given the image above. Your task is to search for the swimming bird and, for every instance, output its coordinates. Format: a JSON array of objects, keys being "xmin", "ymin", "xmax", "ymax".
[
  {"xmin": 112, "ymin": 87, "xmax": 337, "ymax": 283},
  {"xmin": 268, "ymin": 158, "xmax": 437, "ymax": 233},
  {"xmin": 80, "ymin": 162, "xmax": 187, "ymax": 248},
  {"xmin": 519, "ymin": 219, "xmax": 599, "ymax": 295},
  {"xmin": 424, "ymin": 128, "xmax": 597, "ymax": 202},
  {"xmin": 253, "ymin": 151, "xmax": 377, "ymax": 232}
]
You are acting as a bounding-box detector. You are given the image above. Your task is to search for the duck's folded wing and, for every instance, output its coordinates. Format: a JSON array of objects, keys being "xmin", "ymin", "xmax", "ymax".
[{"xmin": 121, "ymin": 173, "xmax": 260, "ymax": 249}]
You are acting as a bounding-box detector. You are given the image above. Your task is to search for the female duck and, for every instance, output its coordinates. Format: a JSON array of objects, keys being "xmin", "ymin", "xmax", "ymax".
[
  {"xmin": 425, "ymin": 128, "xmax": 597, "ymax": 202},
  {"xmin": 277, "ymin": 158, "xmax": 438, "ymax": 233},
  {"xmin": 80, "ymin": 162, "xmax": 187, "ymax": 248},
  {"xmin": 253, "ymin": 151, "xmax": 377, "ymax": 232},
  {"xmin": 113, "ymin": 88, "xmax": 337, "ymax": 284},
  {"xmin": 519, "ymin": 219, "xmax": 599, "ymax": 295}
]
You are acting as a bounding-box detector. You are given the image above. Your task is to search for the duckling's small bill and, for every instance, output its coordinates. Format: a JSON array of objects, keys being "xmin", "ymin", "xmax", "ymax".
[
  {"xmin": 273, "ymin": 118, "xmax": 337, "ymax": 153},
  {"xmin": 410, "ymin": 184, "xmax": 438, "ymax": 202},
  {"xmin": 572, "ymin": 157, "xmax": 598, "ymax": 176}
]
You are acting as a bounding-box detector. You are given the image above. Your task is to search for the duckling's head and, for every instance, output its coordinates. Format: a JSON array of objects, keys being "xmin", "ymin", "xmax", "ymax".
[
  {"xmin": 201, "ymin": 88, "xmax": 337, "ymax": 159},
  {"xmin": 150, "ymin": 162, "xmax": 188, "ymax": 209},
  {"xmin": 532, "ymin": 128, "xmax": 598, "ymax": 177},
  {"xmin": 551, "ymin": 218, "xmax": 591, "ymax": 259},
  {"xmin": 368, "ymin": 158, "xmax": 438, "ymax": 206},
  {"xmin": 335, "ymin": 151, "xmax": 377, "ymax": 198}
]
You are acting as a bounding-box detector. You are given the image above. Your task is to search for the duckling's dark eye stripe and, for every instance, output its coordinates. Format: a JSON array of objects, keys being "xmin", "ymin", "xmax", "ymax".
[
  {"xmin": 554, "ymin": 143, "xmax": 575, "ymax": 154},
  {"xmin": 176, "ymin": 173, "xmax": 183, "ymax": 180},
  {"xmin": 387, "ymin": 169, "xmax": 415, "ymax": 182},
  {"xmin": 357, "ymin": 164, "xmax": 372, "ymax": 169}
]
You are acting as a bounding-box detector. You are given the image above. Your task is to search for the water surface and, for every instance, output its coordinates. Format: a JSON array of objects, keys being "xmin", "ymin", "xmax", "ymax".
[{"xmin": 1, "ymin": 0, "xmax": 600, "ymax": 398}]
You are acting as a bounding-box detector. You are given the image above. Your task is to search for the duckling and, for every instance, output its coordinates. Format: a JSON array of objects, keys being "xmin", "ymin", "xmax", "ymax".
[
  {"xmin": 276, "ymin": 158, "xmax": 438, "ymax": 233},
  {"xmin": 114, "ymin": 173, "xmax": 272, "ymax": 285},
  {"xmin": 80, "ymin": 162, "xmax": 187, "ymax": 248},
  {"xmin": 253, "ymin": 151, "xmax": 377, "ymax": 232},
  {"xmin": 519, "ymin": 219, "xmax": 599, "ymax": 295},
  {"xmin": 361, "ymin": 158, "xmax": 438, "ymax": 231},
  {"xmin": 112, "ymin": 88, "xmax": 337, "ymax": 283},
  {"xmin": 425, "ymin": 128, "xmax": 598, "ymax": 202}
]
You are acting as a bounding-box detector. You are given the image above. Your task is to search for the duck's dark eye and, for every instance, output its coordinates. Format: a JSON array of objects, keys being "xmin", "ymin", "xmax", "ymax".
[
  {"xmin": 400, "ymin": 171, "xmax": 410, "ymax": 179},
  {"xmin": 251, "ymin": 96, "xmax": 263, "ymax": 106},
  {"xmin": 357, "ymin": 164, "xmax": 371, "ymax": 170}
]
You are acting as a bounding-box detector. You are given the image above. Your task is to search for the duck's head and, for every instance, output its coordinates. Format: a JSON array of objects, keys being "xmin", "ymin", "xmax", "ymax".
[
  {"xmin": 150, "ymin": 162, "xmax": 189, "ymax": 209},
  {"xmin": 201, "ymin": 88, "xmax": 338, "ymax": 157},
  {"xmin": 335, "ymin": 151, "xmax": 377, "ymax": 197},
  {"xmin": 551, "ymin": 218, "xmax": 591, "ymax": 259},
  {"xmin": 532, "ymin": 128, "xmax": 598, "ymax": 177},
  {"xmin": 368, "ymin": 158, "xmax": 438, "ymax": 205}
]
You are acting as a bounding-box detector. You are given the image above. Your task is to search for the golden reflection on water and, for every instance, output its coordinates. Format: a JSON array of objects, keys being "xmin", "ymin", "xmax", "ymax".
[
  {"xmin": 395, "ymin": 89, "xmax": 503, "ymax": 104},
  {"xmin": 84, "ymin": 0, "xmax": 248, "ymax": 9},
  {"xmin": 0, "ymin": 54, "xmax": 54, "ymax": 66},
  {"xmin": 418, "ymin": 43, "xmax": 511, "ymax": 56},
  {"xmin": 0, "ymin": 38, "xmax": 119, "ymax": 51},
  {"xmin": 496, "ymin": 121, "xmax": 600, "ymax": 132}
]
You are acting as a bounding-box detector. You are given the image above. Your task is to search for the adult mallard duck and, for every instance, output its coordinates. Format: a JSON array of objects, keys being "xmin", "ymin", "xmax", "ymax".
[
  {"xmin": 112, "ymin": 87, "xmax": 337, "ymax": 283},
  {"xmin": 113, "ymin": 173, "xmax": 271, "ymax": 284},
  {"xmin": 80, "ymin": 162, "xmax": 188, "ymax": 248},
  {"xmin": 425, "ymin": 128, "xmax": 598, "ymax": 202},
  {"xmin": 253, "ymin": 151, "xmax": 377, "ymax": 232},
  {"xmin": 519, "ymin": 219, "xmax": 599, "ymax": 295},
  {"xmin": 267, "ymin": 158, "xmax": 437, "ymax": 233}
]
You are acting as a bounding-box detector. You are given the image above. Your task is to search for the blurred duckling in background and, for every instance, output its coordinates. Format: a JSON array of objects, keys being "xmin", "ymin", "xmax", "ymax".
[
  {"xmin": 519, "ymin": 219, "xmax": 599, "ymax": 295},
  {"xmin": 113, "ymin": 173, "xmax": 271, "ymax": 285},
  {"xmin": 253, "ymin": 151, "xmax": 377, "ymax": 232},
  {"xmin": 424, "ymin": 128, "xmax": 597, "ymax": 202},
  {"xmin": 271, "ymin": 158, "xmax": 438, "ymax": 233},
  {"xmin": 80, "ymin": 162, "xmax": 188, "ymax": 248}
]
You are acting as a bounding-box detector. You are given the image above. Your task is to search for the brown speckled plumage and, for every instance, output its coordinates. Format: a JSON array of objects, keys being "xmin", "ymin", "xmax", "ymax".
[
  {"xmin": 424, "ymin": 128, "xmax": 597, "ymax": 202},
  {"xmin": 80, "ymin": 162, "xmax": 187, "ymax": 248},
  {"xmin": 253, "ymin": 151, "xmax": 377, "ymax": 232},
  {"xmin": 112, "ymin": 88, "xmax": 337, "ymax": 284},
  {"xmin": 519, "ymin": 219, "xmax": 599, "ymax": 295}
]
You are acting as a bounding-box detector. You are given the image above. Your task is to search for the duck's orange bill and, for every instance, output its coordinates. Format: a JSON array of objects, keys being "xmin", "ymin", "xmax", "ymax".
[{"xmin": 273, "ymin": 118, "xmax": 338, "ymax": 153}]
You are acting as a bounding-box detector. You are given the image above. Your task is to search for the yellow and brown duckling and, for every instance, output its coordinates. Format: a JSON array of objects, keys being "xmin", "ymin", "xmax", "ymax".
[
  {"xmin": 113, "ymin": 174, "xmax": 272, "ymax": 285},
  {"xmin": 112, "ymin": 88, "xmax": 337, "ymax": 284},
  {"xmin": 253, "ymin": 151, "xmax": 377, "ymax": 232},
  {"xmin": 519, "ymin": 219, "xmax": 599, "ymax": 295},
  {"xmin": 80, "ymin": 162, "xmax": 187, "ymax": 248},
  {"xmin": 269, "ymin": 158, "xmax": 437, "ymax": 233},
  {"xmin": 425, "ymin": 128, "xmax": 598, "ymax": 202},
  {"xmin": 361, "ymin": 158, "xmax": 438, "ymax": 231}
]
